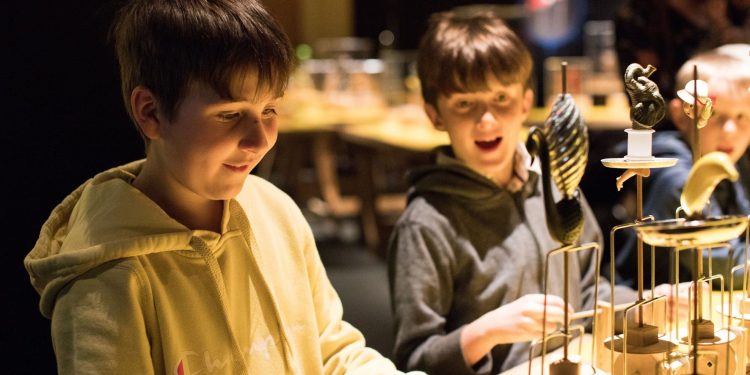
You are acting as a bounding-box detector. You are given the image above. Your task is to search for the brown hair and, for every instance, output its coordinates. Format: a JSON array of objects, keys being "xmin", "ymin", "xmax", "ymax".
[
  {"xmin": 111, "ymin": 0, "xmax": 295, "ymax": 146},
  {"xmin": 675, "ymin": 44, "xmax": 750, "ymax": 98},
  {"xmin": 417, "ymin": 10, "xmax": 533, "ymax": 106}
]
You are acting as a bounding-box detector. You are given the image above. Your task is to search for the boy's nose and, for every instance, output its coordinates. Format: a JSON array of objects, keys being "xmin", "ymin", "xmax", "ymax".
[
  {"xmin": 722, "ymin": 118, "xmax": 738, "ymax": 134},
  {"xmin": 477, "ymin": 110, "xmax": 497, "ymax": 128},
  {"xmin": 238, "ymin": 120, "xmax": 270, "ymax": 151}
]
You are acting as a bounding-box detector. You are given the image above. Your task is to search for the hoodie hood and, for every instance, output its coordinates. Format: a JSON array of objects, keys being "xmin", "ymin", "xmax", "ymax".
[
  {"xmin": 407, "ymin": 144, "xmax": 540, "ymax": 206},
  {"xmin": 25, "ymin": 160, "xmax": 200, "ymax": 318}
]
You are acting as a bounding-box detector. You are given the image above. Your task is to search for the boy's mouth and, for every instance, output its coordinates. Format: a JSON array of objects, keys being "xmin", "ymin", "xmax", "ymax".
[
  {"xmin": 475, "ymin": 137, "xmax": 501, "ymax": 151},
  {"xmin": 718, "ymin": 147, "xmax": 734, "ymax": 156},
  {"xmin": 223, "ymin": 163, "xmax": 251, "ymax": 173}
]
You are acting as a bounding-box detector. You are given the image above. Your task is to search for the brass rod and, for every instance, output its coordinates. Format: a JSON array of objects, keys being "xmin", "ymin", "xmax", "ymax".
[
  {"xmin": 691, "ymin": 248, "xmax": 702, "ymax": 375},
  {"xmin": 637, "ymin": 175, "xmax": 644, "ymax": 327},
  {"xmin": 563, "ymin": 250, "xmax": 569, "ymax": 359},
  {"xmin": 569, "ymin": 302, "xmax": 636, "ymax": 321},
  {"xmin": 692, "ymin": 65, "xmax": 700, "ymax": 163}
]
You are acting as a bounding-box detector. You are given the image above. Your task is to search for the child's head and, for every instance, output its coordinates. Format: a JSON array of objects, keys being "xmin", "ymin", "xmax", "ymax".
[
  {"xmin": 112, "ymin": 0, "xmax": 294, "ymax": 203},
  {"xmin": 417, "ymin": 10, "xmax": 534, "ymax": 186},
  {"xmin": 417, "ymin": 10, "xmax": 533, "ymax": 107},
  {"xmin": 112, "ymin": 0, "xmax": 295, "ymax": 148},
  {"xmin": 670, "ymin": 44, "xmax": 750, "ymax": 163}
]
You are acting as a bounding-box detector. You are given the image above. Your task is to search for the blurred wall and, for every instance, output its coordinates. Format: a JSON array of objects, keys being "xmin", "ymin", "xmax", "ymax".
[{"xmin": 265, "ymin": 0, "xmax": 354, "ymax": 46}]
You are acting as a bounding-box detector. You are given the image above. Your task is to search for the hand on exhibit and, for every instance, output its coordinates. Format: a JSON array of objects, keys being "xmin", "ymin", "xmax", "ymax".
[
  {"xmin": 460, "ymin": 294, "xmax": 573, "ymax": 367},
  {"xmin": 478, "ymin": 294, "xmax": 573, "ymax": 344}
]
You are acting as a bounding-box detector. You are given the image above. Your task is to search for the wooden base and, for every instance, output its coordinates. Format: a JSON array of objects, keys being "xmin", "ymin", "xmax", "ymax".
[{"xmin": 550, "ymin": 358, "xmax": 581, "ymax": 375}]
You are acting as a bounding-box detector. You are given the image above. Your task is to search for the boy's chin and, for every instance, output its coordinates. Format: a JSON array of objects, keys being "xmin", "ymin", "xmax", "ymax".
[{"xmin": 207, "ymin": 185, "xmax": 245, "ymax": 201}]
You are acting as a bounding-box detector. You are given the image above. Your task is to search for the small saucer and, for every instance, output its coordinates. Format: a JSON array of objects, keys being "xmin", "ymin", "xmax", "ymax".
[
  {"xmin": 635, "ymin": 215, "xmax": 748, "ymax": 247},
  {"xmin": 601, "ymin": 157, "xmax": 678, "ymax": 169}
]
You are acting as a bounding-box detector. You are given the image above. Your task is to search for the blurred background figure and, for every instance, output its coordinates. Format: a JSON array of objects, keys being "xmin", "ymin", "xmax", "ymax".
[
  {"xmin": 614, "ymin": 44, "xmax": 750, "ymax": 289},
  {"xmin": 615, "ymin": 0, "xmax": 750, "ymax": 129}
]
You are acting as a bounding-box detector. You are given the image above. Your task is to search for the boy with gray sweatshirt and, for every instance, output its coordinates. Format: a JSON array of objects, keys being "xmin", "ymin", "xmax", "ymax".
[{"xmin": 387, "ymin": 10, "xmax": 640, "ymax": 374}]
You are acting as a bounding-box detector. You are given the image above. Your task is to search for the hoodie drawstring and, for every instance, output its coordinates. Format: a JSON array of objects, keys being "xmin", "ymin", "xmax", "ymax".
[
  {"xmin": 229, "ymin": 201, "xmax": 297, "ymax": 373},
  {"xmin": 190, "ymin": 237, "xmax": 250, "ymax": 375}
]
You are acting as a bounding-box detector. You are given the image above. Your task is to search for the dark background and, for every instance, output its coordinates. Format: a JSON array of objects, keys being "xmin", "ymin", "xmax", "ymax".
[
  {"xmin": 7, "ymin": 1, "xmax": 141, "ymax": 372},
  {"xmin": 5, "ymin": 1, "xmax": 621, "ymax": 373}
]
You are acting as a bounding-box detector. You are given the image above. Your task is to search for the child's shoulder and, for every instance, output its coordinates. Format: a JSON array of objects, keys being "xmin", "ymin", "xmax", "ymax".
[
  {"xmin": 235, "ymin": 175, "xmax": 304, "ymax": 219},
  {"xmin": 398, "ymin": 195, "xmax": 454, "ymax": 229},
  {"xmin": 237, "ymin": 174, "xmax": 290, "ymax": 200}
]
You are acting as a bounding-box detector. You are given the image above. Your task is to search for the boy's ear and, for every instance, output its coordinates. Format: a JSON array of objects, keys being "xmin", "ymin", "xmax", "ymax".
[
  {"xmin": 424, "ymin": 103, "xmax": 445, "ymax": 131},
  {"xmin": 522, "ymin": 88, "xmax": 534, "ymax": 116},
  {"xmin": 131, "ymin": 86, "xmax": 162, "ymax": 140},
  {"xmin": 669, "ymin": 98, "xmax": 689, "ymax": 134}
]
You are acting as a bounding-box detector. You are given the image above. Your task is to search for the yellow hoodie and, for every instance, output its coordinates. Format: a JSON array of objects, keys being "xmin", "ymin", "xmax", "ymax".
[{"xmin": 25, "ymin": 161, "xmax": 411, "ymax": 374}]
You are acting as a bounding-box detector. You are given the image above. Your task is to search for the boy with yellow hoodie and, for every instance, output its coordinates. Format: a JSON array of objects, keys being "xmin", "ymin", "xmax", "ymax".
[{"xmin": 24, "ymin": 0, "xmax": 421, "ymax": 374}]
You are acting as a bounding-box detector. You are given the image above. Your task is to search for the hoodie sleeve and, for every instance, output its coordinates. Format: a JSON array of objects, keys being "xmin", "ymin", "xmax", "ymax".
[
  {"xmin": 51, "ymin": 260, "xmax": 155, "ymax": 375},
  {"xmin": 302, "ymin": 219, "xmax": 420, "ymax": 375},
  {"xmin": 388, "ymin": 221, "xmax": 492, "ymax": 375}
]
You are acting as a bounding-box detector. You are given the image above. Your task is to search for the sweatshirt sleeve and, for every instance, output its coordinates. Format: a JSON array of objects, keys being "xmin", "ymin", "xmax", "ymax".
[
  {"xmin": 388, "ymin": 221, "xmax": 492, "ymax": 375},
  {"xmin": 303, "ymin": 221, "xmax": 421, "ymax": 375},
  {"xmin": 51, "ymin": 261, "xmax": 155, "ymax": 375}
]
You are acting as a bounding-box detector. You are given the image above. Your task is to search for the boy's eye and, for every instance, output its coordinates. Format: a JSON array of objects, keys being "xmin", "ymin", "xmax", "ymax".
[
  {"xmin": 455, "ymin": 100, "xmax": 473, "ymax": 110},
  {"xmin": 218, "ymin": 112, "xmax": 241, "ymax": 122},
  {"xmin": 262, "ymin": 107, "xmax": 278, "ymax": 118},
  {"xmin": 497, "ymin": 94, "xmax": 507, "ymax": 102},
  {"xmin": 735, "ymin": 112, "xmax": 750, "ymax": 128}
]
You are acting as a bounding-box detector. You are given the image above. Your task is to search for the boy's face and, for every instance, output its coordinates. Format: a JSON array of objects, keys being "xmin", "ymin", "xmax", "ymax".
[
  {"xmin": 425, "ymin": 78, "xmax": 532, "ymax": 185},
  {"xmin": 673, "ymin": 86, "xmax": 750, "ymax": 163},
  {"xmin": 146, "ymin": 70, "xmax": 279, "ymax": 202}
]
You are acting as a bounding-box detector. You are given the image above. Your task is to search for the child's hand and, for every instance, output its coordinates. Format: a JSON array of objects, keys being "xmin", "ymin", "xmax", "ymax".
[
  {"xmin": 460, "ymin": 294, "xmax": 573, "ymax": 366},
  {"xmin": 460, "ymin": 294, "xmax": 574, "ymax": 366},
  {"xmin": 480, "ymin": 294, "xmax": 573, "ymax": 344}
]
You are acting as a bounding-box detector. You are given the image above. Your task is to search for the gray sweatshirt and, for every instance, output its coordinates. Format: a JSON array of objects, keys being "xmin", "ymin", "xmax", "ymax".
[{"xmin": 388, "ymin": 146, "xmax": 635, "ymax": 375}]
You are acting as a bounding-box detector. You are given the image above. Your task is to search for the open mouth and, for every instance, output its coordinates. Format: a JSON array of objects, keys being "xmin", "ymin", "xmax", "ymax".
[{"xmin": 475, "ymin": 137, "xmax": 502, "ymax": 151}]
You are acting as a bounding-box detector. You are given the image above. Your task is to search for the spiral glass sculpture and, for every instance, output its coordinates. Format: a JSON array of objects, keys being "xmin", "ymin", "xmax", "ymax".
[{"xmin": 542, "ymin": 93, "xmax": 589, "ymax": 199}]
